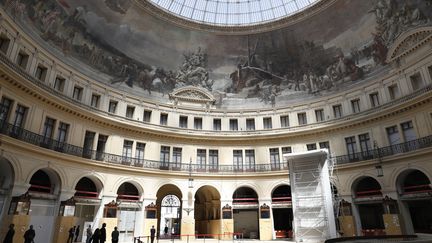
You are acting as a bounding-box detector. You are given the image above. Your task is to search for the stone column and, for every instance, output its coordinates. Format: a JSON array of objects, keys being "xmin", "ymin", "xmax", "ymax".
[
  {"xmin": 180, "ymin": 198, "xmax": 195, "ymax": 240},
  {"xmin": 258, "ymin": 198, "xmax": 273, "ymax": 240},
  {"xmin": 1, "ymin": 182, "xmax": 31, "ymax": 243},
  {"xmin": 220, "ymin": 199, "xmax": 233, "ymax": 240},
  {"xmin": 382, "ymin": 192, "xmax": 403, "ymax": 235},
  {"xmin": 142, "ymin": 197, "xmax": 157, "ymax": 241},
  {"xmin": 347, "ymin": 195, "xmax": 362, "ymax": 236},
  {"xmin": 337, "ymin": 196, "xmax": 357, "ymax": 237},
  {"xmin": 52, "ymin": 189, "xmax": 77, "ymax": 243},
  {"xmin": 97, "ymin": 194, "xmax": 118, "ymax": 243}
]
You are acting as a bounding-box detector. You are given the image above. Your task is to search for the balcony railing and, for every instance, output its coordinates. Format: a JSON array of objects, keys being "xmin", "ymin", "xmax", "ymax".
[
  {"xmin": 335, "ymin": 135, "xmax": 432, "ymax": 164},
  {"xmin": 1, "ymin": 121, "xmax": 432, "ymax": 173}
]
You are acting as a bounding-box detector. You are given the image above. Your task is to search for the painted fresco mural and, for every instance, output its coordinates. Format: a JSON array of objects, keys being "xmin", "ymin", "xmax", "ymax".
[{"xmin": 1, "ymin": 0, "xmax": 432, "ymax": 108}]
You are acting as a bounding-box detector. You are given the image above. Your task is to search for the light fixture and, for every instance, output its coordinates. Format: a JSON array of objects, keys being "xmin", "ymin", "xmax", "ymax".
[
  {"xmin": 373, "ymin": 141, "xmax": 384, "ymax": 177},
  {"xmin": 188, "ymin": 157, "xmax": 194, "ymax": 188}
]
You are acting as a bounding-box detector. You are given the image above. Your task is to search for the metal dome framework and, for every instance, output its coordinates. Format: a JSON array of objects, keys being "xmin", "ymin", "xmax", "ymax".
[{"xmin": 147, "ymin": 0, "xmax": 320, "ymax": 26}]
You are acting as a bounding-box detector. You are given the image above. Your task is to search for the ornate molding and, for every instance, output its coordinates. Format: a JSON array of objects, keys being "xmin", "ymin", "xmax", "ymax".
[
  {"xmin": 386, "ymin": 26, "xmax": 432, "ymax": 63},
  {"xmin": 169, "ymin": 86, "xmax": 215, "ymax": 104}
]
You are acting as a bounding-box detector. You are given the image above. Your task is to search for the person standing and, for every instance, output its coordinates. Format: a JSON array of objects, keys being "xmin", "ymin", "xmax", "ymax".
[
  {"xmin": 68, "ymin": 226, "xmax": 75, "ymax": 243},
  {"xmin": 111, "ymin": 227, "xmax": 119, "ymax": 243},
  {"xmin": 23, "ymin": 225, "xmax": 35, "ymax": 243},
  {"xmin": 100, "ymin": 223, "xmax": 106, "ymax": 243},
  {"xmin": 150, "ymin": 225, "xmax": 156, "ymax": 243},
  {"xmin": 74, "ymin": 225, "xmax": 80, "ymax": 242},
  {"xmin": 92, "ymin": 228, "xmax": 100, "ymax": 243},
  {"xmin": 3, "ymin": 224, "xmax": 15, "ymax": 243},
  {"xmin": 86, "ymin": 225, "xmax": 92, "ymax": 243}
]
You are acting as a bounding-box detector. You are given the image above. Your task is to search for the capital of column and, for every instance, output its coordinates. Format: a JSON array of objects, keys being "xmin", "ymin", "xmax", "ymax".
[
  {"xmin": 10, "ymin": 182, "xmax": 30, "ymax": 197},
  {"xmin": 100, "ymin": 194, "xmax": 117, "ymax": 204},
  {"xmin": 220, "ymin": 198, "xmax": 233, "ymax": 206},
  {"xmin": 259, "ymin": 198, "xmax": 272, "ymax": 204},
  {"xmin": 59, "ymin": 189, "xmax": 76, "ymax": 201}
]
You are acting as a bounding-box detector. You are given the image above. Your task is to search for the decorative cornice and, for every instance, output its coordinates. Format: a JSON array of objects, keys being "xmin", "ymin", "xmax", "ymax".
[{"xmin": 1, "ymin": 65, "xmax": 431, "ymax": 145}]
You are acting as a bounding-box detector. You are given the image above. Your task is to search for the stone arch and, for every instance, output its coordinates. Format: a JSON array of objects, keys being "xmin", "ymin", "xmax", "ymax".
[
  {"xmin": 396, "ymin": 169, "xmax": 431, "ymax": 195},
  {"xmin": 271, "ymin": 184, "xmax": 293, "ymax": 238},
  {"xmin": 156, "ymin": 184, "xmax": 183, "ymax": 238},
  {"xmin": 72, "ymin": 174, "xmax": 104, "ymax": 197},
  {"xmin": 194, "ymin": 185, "xmax": 221, "ymax": 237},
  {"xmin": 395, "ymin": 168, "xmax": 432, "ymax": 234},
  {"xmin": 1, "ymin": 153, "xmax": 22, "ymax": 183},
  {"xmin": 27, "ymin": 166, "xmax": 62, "ymax": 196},
  {"xmin": 112, "ymin": 178, "xmax": 144, "ymax": 199},
  {"xmin": 0, "ymin": 157, "xmax": 15, "ymax": 192},
  {"xmin": 74, "ymin": 176, "xmax": 103, "ymax": 199},
  {"xmin": 390, "ymin": 165, "xmax": 431, "ymax": 194},
  {"xmin": 232, "ymin": 183, "xmax": 261, "ymax": 199},
  {"xmin": 352, "ymin": 176, "xmax": 382, "ymax": 198},
  {"xmin": 116, "ymin": 182, "xmax": 141, "ymax": 201},
  {"xmin": 232, "ymin": 186, "xmax": 260, "ymax": 239},
  {"xmin": 349, "ymin": 174, "xmax": 382, "ymax": 197},
  {"xmin": 271, "ymin": 183, "xmax": 291, "ymax": 199}
]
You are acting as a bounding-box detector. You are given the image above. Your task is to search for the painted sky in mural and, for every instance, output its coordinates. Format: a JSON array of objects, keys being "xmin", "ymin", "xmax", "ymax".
[{"xmin": 2, "ymin": 0, "xmax": 432, "ymax": 108}]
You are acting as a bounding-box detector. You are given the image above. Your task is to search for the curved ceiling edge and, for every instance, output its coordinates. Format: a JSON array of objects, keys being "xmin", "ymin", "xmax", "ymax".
[{"xmin": 134, "ymin": 0, "xmax": 337, "ymax": 35}]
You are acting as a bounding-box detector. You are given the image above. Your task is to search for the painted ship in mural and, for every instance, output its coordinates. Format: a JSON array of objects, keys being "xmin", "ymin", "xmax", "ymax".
[{"xmin": 1, "ymin": 0, "xmax": 432, "ymax": 107}]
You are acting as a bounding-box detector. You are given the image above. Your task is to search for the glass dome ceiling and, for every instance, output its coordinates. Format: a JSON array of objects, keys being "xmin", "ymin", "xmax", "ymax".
[{"xmin": 147, "ymin": 0, "xmax": 320, "ymax": 26}]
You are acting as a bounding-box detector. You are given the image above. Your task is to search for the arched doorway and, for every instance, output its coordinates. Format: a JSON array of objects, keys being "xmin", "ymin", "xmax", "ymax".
[
  {"xmin": 74, "ymin": 176, "xmax": 102, "ymax": 242},
  {"xmin": 194, "ymin": 186, "xmax": 221, "ymax": 238},
  {"xmin": 156, "ymin": 184, "xmax": 182, "ymax": 238},
  {"xmin": 28, "ymin": 168, "xmax": 61, "ymax": 243},
  {"xmin": 0, "ymin": 158, "xmax": 14, "ymax": 217},
  {"xmin": 116, "ymin": 182, "xmax": 141, "ymax": 242},
  {"xmin": 271, "ymin": 185, "xmax": 293, "ymax": 239},
  {"xmin": 232, "ymin": 186, "xmax": 259, "ymax": 239},
  {"xmin": 352, "ymin": 177, "xmax": 384, "ymax": 235},
  {"xmin": 397, "ymin": 169, "xmax": 432, "ymax": 233}
]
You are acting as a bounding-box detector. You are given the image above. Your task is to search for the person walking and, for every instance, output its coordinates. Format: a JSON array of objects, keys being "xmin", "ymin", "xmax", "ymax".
[
  {"xmin": 23, "ymin": 225, "xmax": 35, "ymax": 243},
  {"xmin": 68, "ymin": 226, "xmax": 75, "ymax": 243},
  {"xmin": 3, "ymin": 224, "xmax": 15, "ymax": 243},
  {"xmin": 163, "ymin": 225, "xmax": 168, "ymax": 237},
  {"xmin": 86, "ymin": 225, "xmax": 92, "ymax": 243},
  {"xmin": 74, "ymin": 225, "xmax": 80, "ymax": 242},
  {"xmin": 150, "ymin": 225, "xmax": 156, "ymax": 243},
  {"xmin": 92, "ymin": 228, "xmax": 100, "ymax": 243},
  {"xmin": 111, "ymin": 227, "xmax": 119, "ymax": 243},
  {"xmin": 100, "ymin": 223, "xmax": 106, "ymax": 243}
]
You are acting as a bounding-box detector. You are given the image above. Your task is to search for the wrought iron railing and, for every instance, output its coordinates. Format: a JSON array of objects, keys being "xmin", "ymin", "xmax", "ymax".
[
  {"xmin": 335, "ymin": 135, "xmax": 432, "ymax": 164},
  {"xmin": 1, "ymin": 121, "xmax": 432, "ymax": 172}
]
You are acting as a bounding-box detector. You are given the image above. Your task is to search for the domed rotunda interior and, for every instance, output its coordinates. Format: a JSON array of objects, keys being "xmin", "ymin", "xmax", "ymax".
[{"xmin": 0, "ymin": 0, "xmax": 432, "ymax": 242}]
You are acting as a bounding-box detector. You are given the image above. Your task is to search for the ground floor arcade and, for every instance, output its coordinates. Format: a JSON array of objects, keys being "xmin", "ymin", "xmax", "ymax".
[{"xmin": 0, "ymin": 155, "xmax": 431, "ymax": 243}]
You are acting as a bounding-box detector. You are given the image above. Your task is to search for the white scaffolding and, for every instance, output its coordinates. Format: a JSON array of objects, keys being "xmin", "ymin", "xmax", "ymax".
[{"xmin": 285, "ymin": 150, "xmax": 337, "ymax": 243}]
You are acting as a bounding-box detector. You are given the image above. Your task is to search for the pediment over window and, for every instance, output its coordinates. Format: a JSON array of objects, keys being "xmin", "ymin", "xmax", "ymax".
[
  {"xmin": 386, "ymin": 26, "xmax": 432, "ymax": 63},
  {"xmin": 169, "ymin": 86, "xmax": 215, "ymax": 104}
]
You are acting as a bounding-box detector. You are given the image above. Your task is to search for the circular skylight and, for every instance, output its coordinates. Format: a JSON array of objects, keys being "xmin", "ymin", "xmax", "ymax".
[{"xmin": 147, "ymin": 0, "xmax": 320, "ymax": 26}]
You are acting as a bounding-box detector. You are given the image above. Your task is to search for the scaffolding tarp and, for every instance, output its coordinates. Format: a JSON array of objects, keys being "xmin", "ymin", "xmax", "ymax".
[{"xmin": 284, "ymin": 150, "xmax": 337, "ymax": 243}]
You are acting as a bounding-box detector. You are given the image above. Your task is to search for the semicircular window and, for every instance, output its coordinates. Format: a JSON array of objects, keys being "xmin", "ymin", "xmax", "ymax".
[{"xmin": 148, "ymin": 0, "xmax": 320, "ymax": 26}]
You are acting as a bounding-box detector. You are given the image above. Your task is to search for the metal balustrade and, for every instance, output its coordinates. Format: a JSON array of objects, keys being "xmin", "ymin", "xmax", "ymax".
[
  {"xmin": 1, "ymin": 121, "xmax": 432, "ymax": 173},
  {"xmin": 335, "ymin": 135, "xmax": 432, "ymax": 164}
]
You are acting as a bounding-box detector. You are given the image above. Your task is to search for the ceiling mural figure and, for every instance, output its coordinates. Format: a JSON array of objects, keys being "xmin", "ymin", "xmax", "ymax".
[{"xmin": 1, "ymin": 0, "xmax": 432, "ymax": 108}]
